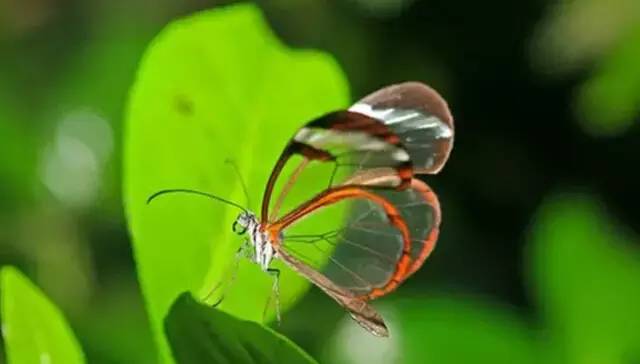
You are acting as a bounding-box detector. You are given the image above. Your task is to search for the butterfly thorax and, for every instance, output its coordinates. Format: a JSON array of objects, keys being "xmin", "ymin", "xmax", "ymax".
[{"xmin": 233, "ymin": 211, "xmax": 275, "ymax": 271}]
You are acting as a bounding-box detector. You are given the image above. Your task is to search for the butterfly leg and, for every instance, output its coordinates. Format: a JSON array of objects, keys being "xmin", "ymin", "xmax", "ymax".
[
  {"xmin": 262, "ymin": 267, "xmax": 281, "ymax": 325},
  {"xmin": 204, "ymin": 241, "xmax": 249, "ymax": 307}
]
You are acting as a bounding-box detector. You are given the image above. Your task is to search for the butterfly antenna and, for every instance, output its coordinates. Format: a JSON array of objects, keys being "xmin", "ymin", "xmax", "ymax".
[
  {"xmin": 224, "ymin": 159, "xmax": 251, "ymax": 209},
  {"xmin": 146, "ymin": 188, "xmax": 247, "ymax": 212}
]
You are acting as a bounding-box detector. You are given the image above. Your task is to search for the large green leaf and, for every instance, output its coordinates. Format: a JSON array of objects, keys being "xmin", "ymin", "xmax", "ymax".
[
  {"xmin": 123, "ymin": 3, "xmax": 349, "ymax": 361},
  {"xmin": 528, "ymin": 194, "xmax": 640, "ymax": 363},
  {"xmin": 165, "ymin": 293, "xmax": 317, "ymax": 364},
  {"xmin": 0, "ymin": 266, "xmax": 85, "ymax": 364}
]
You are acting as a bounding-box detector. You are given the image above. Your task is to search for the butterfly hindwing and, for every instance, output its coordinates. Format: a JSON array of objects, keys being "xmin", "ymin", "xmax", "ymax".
[{"xmin": 270, "ymin": 177, "xmax": 440, "ymax": 301}]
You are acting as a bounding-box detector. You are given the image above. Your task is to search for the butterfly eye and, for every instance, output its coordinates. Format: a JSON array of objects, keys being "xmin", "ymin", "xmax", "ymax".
[{"xmin": 232, "ymin": 220, "xmax": 247, "ymax": 235}]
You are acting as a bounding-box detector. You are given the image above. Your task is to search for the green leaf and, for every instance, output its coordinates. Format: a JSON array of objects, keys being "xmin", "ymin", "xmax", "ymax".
[
  {"xmin": 1, "ymin": 266, "xmax": 85, "ymax": 364},
  {"xmin": 529, "ymin": 0, "xmax": 640, "ymax": 74},
  {"xmin": 528, "ymin": 194, "xmax": 640, "ymax": 363},
  {"xmin": 123, "ymin": 3, "xmax": 348, "ymax": 361},
  {"xmin": 165, "ymin": 293, "xmax": 317, "ymax": 364},
  {"xmin": 576, "ymin": 26, "xmax": 640, "ymax": 136},
  {"xmin": 326, "ymin": 297, "xmax": 537, "ymax": 364},
  {"xmin": 398, "ymin": 297, "xmax": 537, "ymax": 364}
]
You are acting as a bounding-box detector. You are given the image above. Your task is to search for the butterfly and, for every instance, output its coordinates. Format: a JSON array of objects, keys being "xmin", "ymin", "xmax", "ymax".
[{"xmin": 148, "ymin": 81, "xmax": 454, "ymax": 337}]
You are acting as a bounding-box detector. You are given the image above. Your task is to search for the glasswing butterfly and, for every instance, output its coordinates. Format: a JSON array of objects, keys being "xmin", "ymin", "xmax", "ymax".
[{"xmin": 148, "ymin": 81, "xmax": 454, "ymax": 337}]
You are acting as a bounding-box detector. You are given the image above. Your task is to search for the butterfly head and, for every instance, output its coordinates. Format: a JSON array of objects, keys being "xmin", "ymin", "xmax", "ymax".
[{"xmin": 232, "ymin": 211, "xmax": 257, "ymax": 235}]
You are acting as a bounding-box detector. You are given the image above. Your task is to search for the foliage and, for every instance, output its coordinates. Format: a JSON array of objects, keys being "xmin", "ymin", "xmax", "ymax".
[
  {"xmin": 531, "ymin": 0, "xmax": 640, "ymax": 136},
  {"xmin": 576, "ymin": 26, "xmax": 640, "ymax": 136},
  {"xmin": 529, "ymin": 194, "xmax": 640, "ymax": 363},
  {"xmin": 165, "ymin": 293, "xmax": 317, "ymax": 364},
  {"xmin": 1, "ymin": 2, "xmax": 639, "ymax": 364},
  {"xmin": 123, "ymin": 3, "xmax": 348, "ymax": 362},
  {"xmin": 0, "ymin": 266, "xmax": 315, "ymax": 364},
  {"xmin": 1, "ymin": 266, "xmax": 85, "ymax": 364}
]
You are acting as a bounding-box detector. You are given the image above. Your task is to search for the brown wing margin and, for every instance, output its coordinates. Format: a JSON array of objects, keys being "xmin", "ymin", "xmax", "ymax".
[{"xmin": 260, "ymin": 110, "xmax": 414, "ymax": 224}]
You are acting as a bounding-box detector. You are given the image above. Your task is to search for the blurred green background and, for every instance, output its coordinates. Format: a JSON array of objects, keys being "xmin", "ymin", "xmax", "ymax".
[{"xmin": 1, "ymin": 0, "xmax": 639, "ymax": 363}]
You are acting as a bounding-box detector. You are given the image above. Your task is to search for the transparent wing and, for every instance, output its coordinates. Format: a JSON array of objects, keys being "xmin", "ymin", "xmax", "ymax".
[
  {"xmin": 260, "ymin": 110, "xmax": 414, "ymax": 223},
  {"xmin": 349, "ymin": 81, "xmax": 454, "ymax": 174},
  {"xmin": 271, "ymin": 177, "xmax": 440, "ymax": 300}
]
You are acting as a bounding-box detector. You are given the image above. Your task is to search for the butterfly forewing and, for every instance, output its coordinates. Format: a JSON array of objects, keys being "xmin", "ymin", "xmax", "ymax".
[
  {"xmin": 349, "ymin": 82, "xmax": 454, "ymax": 174},
  {"xmin": 262, "ymin": 82, "xmax": 454, "ymax": 224},
  {"xmin": 261, "ymin": 110, "xmax": 414, "ymax": 222}
]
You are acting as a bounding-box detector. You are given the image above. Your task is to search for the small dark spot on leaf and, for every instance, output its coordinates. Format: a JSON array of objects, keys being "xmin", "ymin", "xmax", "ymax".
[{"xmin": 175, "ymin": 95, "xmax": 194, "ymax": 116}]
